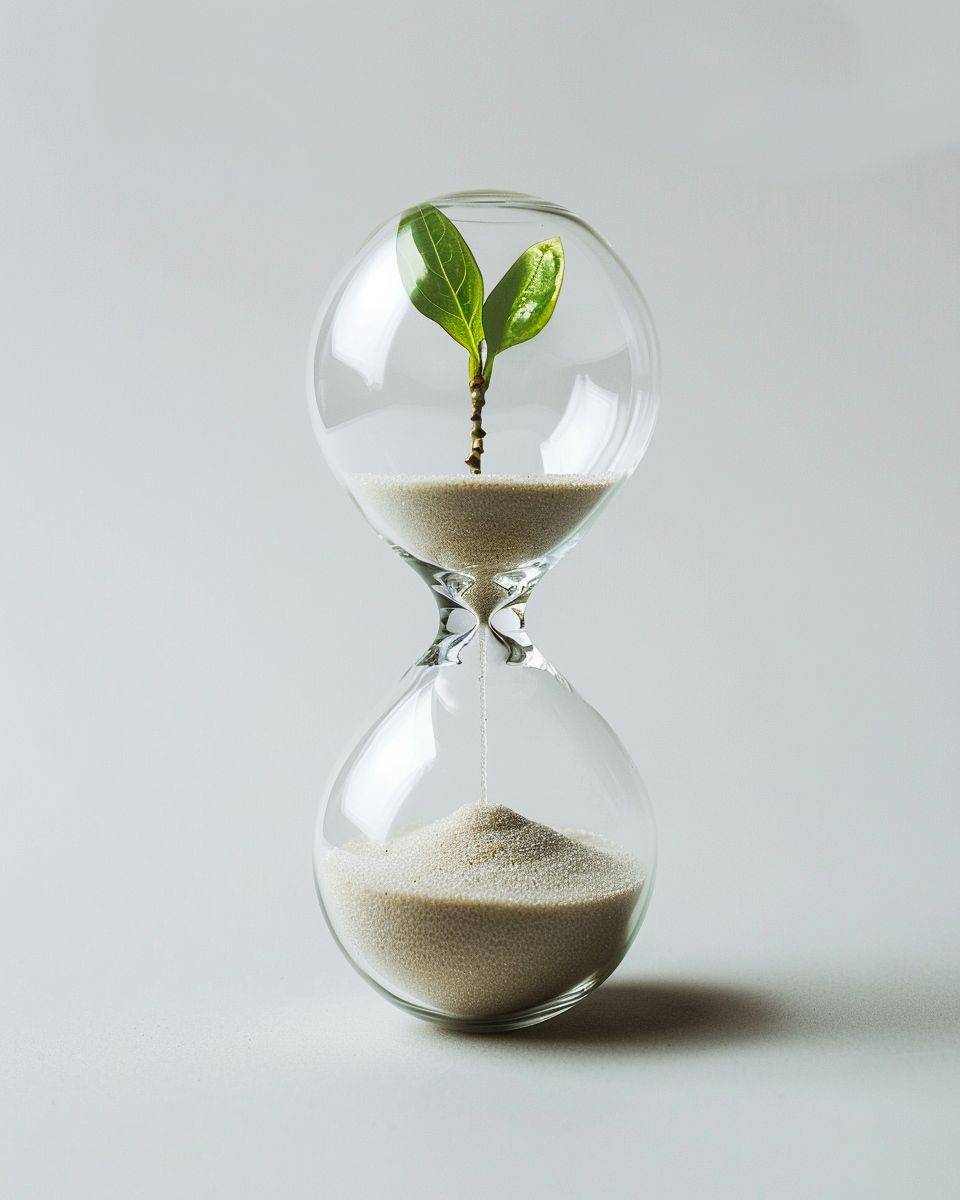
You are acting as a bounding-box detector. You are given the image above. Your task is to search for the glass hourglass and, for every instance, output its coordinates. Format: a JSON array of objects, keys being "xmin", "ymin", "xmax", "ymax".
[{"xmin": 309, "ymin": 191, "xmax": 660, "ymax": 1031}]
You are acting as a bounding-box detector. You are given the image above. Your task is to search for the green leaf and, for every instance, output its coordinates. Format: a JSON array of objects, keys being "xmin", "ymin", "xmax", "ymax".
[
  {"xmin": 396, "ymin": 203, "xmax": 485, "ymax": 374},
  {"xmin": 482, "ymin": 237, "xmax": 564, "ymax": 378}
]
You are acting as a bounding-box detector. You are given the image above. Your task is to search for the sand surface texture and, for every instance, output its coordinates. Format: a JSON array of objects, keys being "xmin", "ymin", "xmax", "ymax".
[
  {"xmin": 320, "ymin": 804, "xmax": 642, "ymax": 1019},
  {"xmin": 349, "ymin": 473, "xmax": 621, "ymax": 619}
]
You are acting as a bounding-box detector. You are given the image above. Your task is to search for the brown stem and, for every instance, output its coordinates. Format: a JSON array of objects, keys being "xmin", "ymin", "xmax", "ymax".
[{"xmin": 465, "ymin": 370, "xmax": 488, "ymax": 474}]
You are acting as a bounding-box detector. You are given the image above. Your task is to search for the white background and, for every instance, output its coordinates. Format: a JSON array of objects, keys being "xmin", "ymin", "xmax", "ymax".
[{"xmin": 3, "ymin": 2, "xmax": 959, "ymax": 1196}]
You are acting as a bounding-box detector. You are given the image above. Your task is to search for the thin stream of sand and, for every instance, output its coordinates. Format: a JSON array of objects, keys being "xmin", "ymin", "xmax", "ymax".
[{"xmin": 478, "ymin": 627, "xmax": 488, "ymax": 806}]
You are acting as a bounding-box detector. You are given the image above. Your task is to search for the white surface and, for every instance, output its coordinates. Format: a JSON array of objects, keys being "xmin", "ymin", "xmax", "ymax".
[
  {"xmin": 3, "ymin": 2, "xmax": 960, "ymax": 1196},
  {"xmin": 7, "ymin": 967, "xmax": 960, "ymax": 1197}
]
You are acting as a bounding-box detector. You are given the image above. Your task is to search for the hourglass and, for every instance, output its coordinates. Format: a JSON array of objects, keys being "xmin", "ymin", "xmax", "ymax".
[{"xmin": 309, "ymin": 191, "xmax": 660, "ymax": 1031}]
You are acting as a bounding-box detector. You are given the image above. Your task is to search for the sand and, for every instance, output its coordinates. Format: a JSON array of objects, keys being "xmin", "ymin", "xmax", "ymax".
[
  {"xmin": 320, "ymin": 803, "xmax": 643, "ymax": 1019},
  {"xmin": 349, "ymin": 473, "xmax": 622, "ymax": 620}
]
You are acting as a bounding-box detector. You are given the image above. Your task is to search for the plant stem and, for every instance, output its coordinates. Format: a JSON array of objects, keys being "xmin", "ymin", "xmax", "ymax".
[
  {"xmin": 465, "ymin": 372, "xmax": 487, "ymax": 473},
  {"xmin": 465, "ymin": 355, "xmax": 488, "ymax": 474}
]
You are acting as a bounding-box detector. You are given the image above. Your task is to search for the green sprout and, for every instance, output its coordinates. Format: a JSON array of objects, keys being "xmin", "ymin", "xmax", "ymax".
[{"xmin": 396, "ymin": 203, "xmax": 564, "ymax": 473}]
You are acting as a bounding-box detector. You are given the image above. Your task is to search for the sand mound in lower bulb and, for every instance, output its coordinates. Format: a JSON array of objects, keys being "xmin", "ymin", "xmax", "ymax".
[{"xmin": 320, "ymin": 804, "xmax": 643, "ymax": 1020}]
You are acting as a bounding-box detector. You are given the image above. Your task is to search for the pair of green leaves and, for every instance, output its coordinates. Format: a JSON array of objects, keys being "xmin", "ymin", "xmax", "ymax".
[{"xmin": 396, "ymin": 203, "xmax": 564, "ymax": 382}]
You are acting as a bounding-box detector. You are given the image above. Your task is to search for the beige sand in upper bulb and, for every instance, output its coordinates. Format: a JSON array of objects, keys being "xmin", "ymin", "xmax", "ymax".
[
  {"xmin": 320, "ymin": 803, "xmax": 643, "ymax": 1019},
  {"xmin": 349, "ymin": 473, "xmax": 622, "ymax": 619}
]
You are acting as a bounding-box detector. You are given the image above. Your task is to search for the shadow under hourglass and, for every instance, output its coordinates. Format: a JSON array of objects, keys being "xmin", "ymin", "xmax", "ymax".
[{"xmin": 505, "ymin": 980, "xmax": 786, "ymax": 1050}]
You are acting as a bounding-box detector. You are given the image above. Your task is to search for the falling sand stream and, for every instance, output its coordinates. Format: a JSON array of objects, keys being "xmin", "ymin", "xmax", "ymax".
[{"xmin": 478, "ymin": 627, "xmax": 488, "ymax": 806}]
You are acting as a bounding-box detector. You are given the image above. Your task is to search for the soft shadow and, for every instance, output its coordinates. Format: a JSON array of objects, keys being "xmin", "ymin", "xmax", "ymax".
[
  {"xmin": 420, "ymin": 970, "xmax": 960, "ymax": 1053},
  {"xmin": 512, "ymin": 980, "xmax": 785, "ymax": 1049}
]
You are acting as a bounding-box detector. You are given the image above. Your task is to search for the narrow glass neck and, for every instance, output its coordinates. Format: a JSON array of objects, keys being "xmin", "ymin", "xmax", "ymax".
[{"xmin": 403, "ymin": 555, "xmax": 551, "ymax": 669}]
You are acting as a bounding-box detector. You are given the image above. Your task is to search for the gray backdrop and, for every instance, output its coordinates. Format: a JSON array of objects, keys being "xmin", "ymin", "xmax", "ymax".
[{"xmin": 3, "ymin": 1, "xmax": 958, "ymax": 1196}]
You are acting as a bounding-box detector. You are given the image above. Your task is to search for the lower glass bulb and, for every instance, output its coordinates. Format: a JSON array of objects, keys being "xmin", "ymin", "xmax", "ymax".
[{"xmin": 315, "ymin": 574, "xmax": 655, "ymax": 1031}]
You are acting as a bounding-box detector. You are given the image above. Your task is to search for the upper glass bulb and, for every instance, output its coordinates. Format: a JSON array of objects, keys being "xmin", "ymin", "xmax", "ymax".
[{"xmin": 309, "ymin": 190, "xmax": 660, "ymax": 484}]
